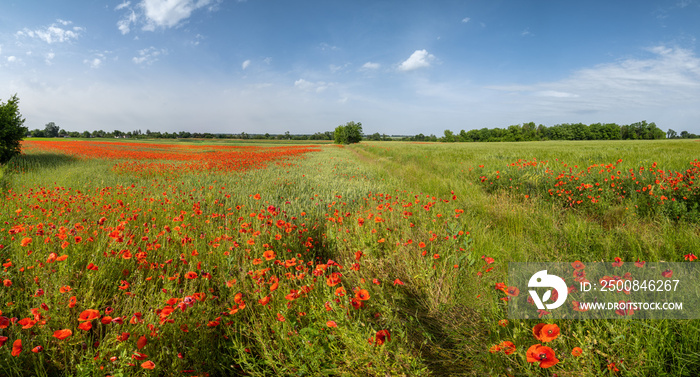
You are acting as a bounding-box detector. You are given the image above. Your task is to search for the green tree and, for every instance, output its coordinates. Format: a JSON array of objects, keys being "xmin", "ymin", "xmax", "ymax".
[
  {"xmin": 44, "ymin": 121, "xmax": 60, "ymax": 137},
  {"xmin": 0, "ymin": 94, "xmax": 28, "ymax": 163},
  {"xmin": 334, "ymin": 121, "xmax": 363, "ymax": 144}
]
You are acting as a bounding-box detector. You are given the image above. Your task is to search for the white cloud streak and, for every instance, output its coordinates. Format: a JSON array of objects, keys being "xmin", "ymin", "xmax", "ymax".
[
  {"xmin": 132, "ymin": 47, "xmax": 166, "ymax": 65},
  {"xmin": 16, "ymin": 20, "xmax": 84, "ymax": 44},
  {"xmin": 361, "ymin": 62, "xmax": 380, "ymax": 70}
]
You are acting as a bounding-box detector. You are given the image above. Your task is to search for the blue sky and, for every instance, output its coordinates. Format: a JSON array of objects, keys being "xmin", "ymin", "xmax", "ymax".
[{"xmin": 1, "ymin": 0, "xmax": 699, "ymax": 136}]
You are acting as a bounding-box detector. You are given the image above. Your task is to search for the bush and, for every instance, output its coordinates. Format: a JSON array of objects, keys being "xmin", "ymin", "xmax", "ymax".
[{"xmin": 0, "ymin": 94, "xmax": 27, "ymax": 163}]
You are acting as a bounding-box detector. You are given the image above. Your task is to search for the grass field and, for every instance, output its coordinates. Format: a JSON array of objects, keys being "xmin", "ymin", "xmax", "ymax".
[{"xmin": 1, "ymin": 138, "xmax": 699, "ymax": 376}]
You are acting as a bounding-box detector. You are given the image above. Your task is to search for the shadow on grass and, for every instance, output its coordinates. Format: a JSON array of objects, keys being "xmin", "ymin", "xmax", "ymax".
[
  {"xmin": 5, "ymin": 152, "xmax": 78, "ymax": 173},
  {"xmin": 396, "ymin": 289, "xmax": 490, "ymax": 376}
]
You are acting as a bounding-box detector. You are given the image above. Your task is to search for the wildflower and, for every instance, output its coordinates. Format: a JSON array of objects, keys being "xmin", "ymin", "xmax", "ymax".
[
  {"xmin": 53, "ymin": 329, "xmax": 72, "ymax": 340},
  {"xmin": 370, "ymin": 330, "xmax": 391, "ymax": 346},
  {"xmin": 141, "ymin": 360, "xmax": 156, "ymax": 369},
  {"xmin": 526, "ymin": 344, "xmax": 559, "ymax": 368},
  {"xmin": 393, "ymin": 278, "xmax": 405, "ymax": 286},
  {"xmin": 612, "ymin": 257, "xmax": 623, "ymax": 267},
  {"xmin": 78, "ymin": 309, "xmax": 100, "ymax": 322},
  {"xmin": 20, "ymin": 237, "xmax": 32, "ymax": 247},
  {"xmin": 137, "ymin": 335, "xmax": 147, "ymax": 350},
  {"xmin": 326, "ymin": 321, "xmax": 337, "ymax": 328},
  {"xmin": 355, "ymin": 289, "xmax": 370, "ymax": 301},
  {"xmin": 571, "ymin": 260, "xmax": 585, "ymax": 270},
  {"xmin": 685, "ymin": 253, "xmax": 698, "ymax": 261},
  {"xmin": 500, "ymin": 341, "xmax": 516, "ymax": 355},
  {"xmin": 571, "ymin": 347, "xmax": 583, "ymax": 357},
  {"xmin": 662, "ymin": 269, "xmax": 673, "ymax": 278},
  {"xmin": 32, "ymin": 346, "xmax": 43, "ymax": 353},
  {"xmin": 12, "ymin": 339, "xmax": 22, "ymax": 356}
]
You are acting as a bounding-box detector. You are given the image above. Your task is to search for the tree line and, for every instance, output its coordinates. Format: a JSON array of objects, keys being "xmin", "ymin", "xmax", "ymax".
[{"xmin": 431, "ymin": 121, "xmax": 700, "ymax": 142}]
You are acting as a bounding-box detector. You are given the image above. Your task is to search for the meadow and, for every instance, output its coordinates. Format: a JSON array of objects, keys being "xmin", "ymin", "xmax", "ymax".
[{"xmin": 1, "ymin": 138, "xmax": 699, "ymax": 376}]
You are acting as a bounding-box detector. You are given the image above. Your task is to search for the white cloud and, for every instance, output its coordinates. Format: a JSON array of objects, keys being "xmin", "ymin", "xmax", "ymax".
[
  {"xmin": 398, "ymin": 49, "xmax": 435, "ymax": 71},
  {"xmin": 7, "ymin": 56, "xmax": 17, "ymax": 63},
  {"xmin": 116, "ymin": 0, "xmax": 220, "ymax": 34},
  {"xmin": 16, "ymin": 20, "xmax": 84, "ymax": 44},
  {"xmin": 484, "ymin": 46, "xmax": 700, "ymax": 125},
  {"xmin": 533, "ymin": 90, "xmax": 578, "ymax": 98},
  {"xmin": 115, "ymin": 1, "xmax": 131, "ymax": 10},
  {"xmin": 84, "ymin": 58, "xmax": 102, "ymax": 69},
  {"xmin": 521, "ymin": 28, "xmax": 533, "ymax": 37},
  {"xmin": 45, "ymin": 52, "xmax": 55, "ymax": 65},
  {"xmin": 132, "ymin": 47, "xmax": 166, "ymax": 65},
  {"xmin": 141, "ymin": 0, "xmax": 216, "ymax": 30},
  {"xmin": 117, "ymin": 10, "xmax": 138, "ymax": 34},
  {"xmin": 362, "ymin": 62, "xmax": 380, "ymax": 70},
  {"xmin": 461, "ymin": 17, "xmax": 471, "ymax": 23},
  {"xmin": 241, "ymin": 59, "xmax": 251, "ymax": 70},
  {"xmin": 294, "ymin": 78, "xmax": 329, "ymax": 93}
]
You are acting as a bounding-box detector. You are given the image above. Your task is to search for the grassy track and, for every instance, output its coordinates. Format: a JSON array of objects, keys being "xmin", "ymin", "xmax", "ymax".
[{"xmin": 0, "ymin": 139, "xmax": 699, "ymax": 376}]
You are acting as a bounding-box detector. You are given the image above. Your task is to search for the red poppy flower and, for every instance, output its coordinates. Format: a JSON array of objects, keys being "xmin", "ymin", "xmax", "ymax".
[
  {"xmin": 53, "ymin": 329, "xmax": 72, "ymax": 340},
  {"xmin": 326, "ymin": 321, "xmax": 337, "ymax": 328},
  {"xmin": 132, "ymin": 352, "xmax": 148, "ymax": 360},
  {"xmin": 538, "ymin": 324, "xmax": 560, "ymax": 342},
  {"xmin": 0, "ymin": 336, "xmax": 8, "ymax": 347},
  {"xmin": 11, "ymin": 339, "xmax": 22, "ymax": 356},
  {"xmin": 32, "ymin": 345, "xmax": 43, "ymax": 353},
  {"xmin": 326, "ymin": 272, "xmax": 342, "ymax": 287},
  {"xmin": 373, "ymin": 330, "xmax": 391, "ymax": 346},
  {"xmin": 662, "ymin": 269, "xmax": 673, "ymax": 278},
  {"xmin": 500, "ymin": 341, "xmax": 516, "ymax": 355},
  {"xmin": 141, "ymin": 360, "xmax": 155, "ymax": 369},
  {"xmin": 78, "ymin": 322, "xmax": 93, "ymax": 331},
  {"xmin": 0, "ymin": 316, "xmax": 9, "ymax": 329},
  {"xmin": 137, "ymin": 335, "xmax": 147, "ymax": 349},
  {"xmin": 20, "ymin": 237, "xmax": 32, "ymax": 247},
  {"xmin": 355, "ymin": 289, "xmax": 370, "ymax": 301},
  {"xmin": 505, "ymin": 286, "xmax": 520, "ymax": 297},
  {"xmin": 571, "ymin": 347, "xmax": 583, "ymax": 357},
  {"xmin": 17, "ymin": 318, "xmax": 36, "ymax": 329},
  {"xmin": 526, "ymin": 344, "xmax": 559, "ymax": 368},
  {"xmin": 78, "ymin": 309, "xmax": 100, "ymax": 321},
  {"xmin": 685, "ymin": 253, "xmax": 698, "ymax": 261},
  {"xmin": 258, "ymin": 296, "xmax": 270, "ymax": 306},
  {"xmin": 393, "ymin": 278, "xmax": 405, "ymax": 286},
  {"xmin": 263, "ymin": 250, "xmax": 276, "ymax": 260},
  {"xmin": 611, "ymin": 257, "xmax": 623, "ymax": 267},
  {"xmin": 571, "ymin": 260, "xmax": 585, "ymax": 270},
  {"xmin": 184, "ymin": 271, "xmax": 198, "ymax": 279}
]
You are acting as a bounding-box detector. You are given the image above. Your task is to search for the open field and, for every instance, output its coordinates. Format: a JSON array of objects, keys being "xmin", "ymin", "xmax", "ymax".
[{"xmin": 1, "ymin": 139, "xmax": 700, "ymax": 376}]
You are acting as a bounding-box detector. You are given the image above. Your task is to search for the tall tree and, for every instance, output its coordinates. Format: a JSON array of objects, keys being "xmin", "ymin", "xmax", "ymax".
[
  {"xmin": 0, "ymin": 94, "xmax": 28, "ymax": 163},
  {"xmin": 44, "ymin": 122, "xmax": 60, "ymax": 137}
]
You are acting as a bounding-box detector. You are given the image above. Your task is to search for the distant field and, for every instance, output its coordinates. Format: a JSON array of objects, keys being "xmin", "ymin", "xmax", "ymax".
[{"xmin": 1, "ymin": 139, "xmax": 699, "ymax": 376}]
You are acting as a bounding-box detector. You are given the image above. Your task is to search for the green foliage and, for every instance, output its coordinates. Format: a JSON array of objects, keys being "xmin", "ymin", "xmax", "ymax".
[
  {"xmin": 0, "ymin": 94, "xmax": 27, "ymax": 164},
  {"xmin": 334, "ymin": 121, "xmax": 363, "ymax": 144},
  {"xmin": 44, "ymin": 122, "xmax": 60, "ymax": 138}
]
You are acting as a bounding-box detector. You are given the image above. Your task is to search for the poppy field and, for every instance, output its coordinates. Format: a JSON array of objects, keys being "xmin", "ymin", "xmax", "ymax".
[{"xmin": 1, "ymin": 138, "xmax": 700, "ymax": 376}]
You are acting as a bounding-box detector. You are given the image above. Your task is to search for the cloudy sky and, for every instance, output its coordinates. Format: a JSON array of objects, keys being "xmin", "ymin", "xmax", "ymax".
[{"xmin": 1, "ymin": 0, "xmax": 699, "ymax": 135}]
